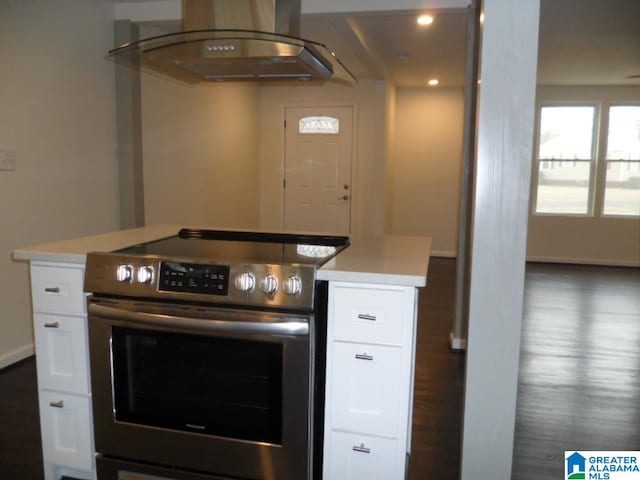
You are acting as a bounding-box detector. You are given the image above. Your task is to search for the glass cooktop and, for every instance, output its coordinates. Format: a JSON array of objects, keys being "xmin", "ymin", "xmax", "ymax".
[{"xmin": 115, "ymin": 229, "xmax": 349, "ymax": 266}]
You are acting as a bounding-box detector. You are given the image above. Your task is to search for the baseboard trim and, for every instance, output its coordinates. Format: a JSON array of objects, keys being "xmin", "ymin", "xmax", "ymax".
[
  {"xmin": 430, "ymin": 250, "xmax": 457, "ymax": 258},
  {"xmin": 426, "ymin": 252, "xmax": 639, "ymax": 267},
  {"xmin": 449, "ymin": 332, "xmax": 467, "ymax": 351},
  {"xmin": 526, "ymin": 255, "xmax": 639, "ymax": 268},
  {"xmin": 0, "ymin": 343, "xmax": 35, "ymax": 370}
]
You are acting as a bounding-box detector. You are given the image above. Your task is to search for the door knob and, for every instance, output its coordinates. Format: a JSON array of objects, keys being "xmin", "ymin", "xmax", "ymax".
[{"xmin": 338, "ymin": 194, "xmax": 349, "ymax": 201}]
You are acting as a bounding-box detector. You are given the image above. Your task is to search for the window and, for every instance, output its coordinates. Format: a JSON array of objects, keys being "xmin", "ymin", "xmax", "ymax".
[
  {"xmin": 534, "ymin": 106, "xmax": 596, "ymax": 215},
  {"xmin": 603, "ymin": 106, "xmax": 640, "ymax": 216},
  {"xmin": 532, "ymin": 103, "xmax": 640, "ymax": 217},
  {"xmin": 298, "ymin": 116, "xmax": 339, "ymax": 134}
]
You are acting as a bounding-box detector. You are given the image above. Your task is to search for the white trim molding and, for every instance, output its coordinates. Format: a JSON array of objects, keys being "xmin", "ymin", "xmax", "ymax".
[
  {"xmin": 449, "ymin": 332, "xmax": 467, "ymax": 351},
  {"xmin": 0, "ymin": 343, "xmax": 35, "ymax": 370},
  {"xmin": 430, "ymin": 250, "xmax": 457, "ymax": 258},
  {"xmin": 526, "ymin": 255, "xmax": 640, "ymax": 268}
]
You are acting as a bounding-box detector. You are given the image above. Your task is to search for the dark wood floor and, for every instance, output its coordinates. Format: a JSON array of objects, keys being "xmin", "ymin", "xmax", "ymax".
[
  {"xmin": 512, "ymin": 262, "xmax": 640, "ymax": 479},
  {"xmin": 0, "ymin": 356, "xmax": 43, "ymax": 480},
  {"xmin": 1, "ymin": 259, "xmax": 638, "ymax": 480},
  {"xmin": 408, "ymin": 258, "xmax": 465, "ymax": 479}
]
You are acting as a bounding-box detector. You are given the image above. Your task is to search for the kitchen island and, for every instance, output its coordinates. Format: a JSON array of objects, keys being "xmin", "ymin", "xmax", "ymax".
[{"xmin": 14, "ymin": 225, "xmax": 431, "ymax": 480}]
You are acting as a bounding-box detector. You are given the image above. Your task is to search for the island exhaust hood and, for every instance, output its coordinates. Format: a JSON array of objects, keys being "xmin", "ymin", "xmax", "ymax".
[{"xmin": 109, "ymin": 0, "xmax": 357, "ymax": 85}]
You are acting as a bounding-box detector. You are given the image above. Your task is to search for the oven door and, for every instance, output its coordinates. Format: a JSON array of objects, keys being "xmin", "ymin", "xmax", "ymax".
[
  {"xmin": 88, "ymin": 297, "xmax": 315, "ymax": 480},
  {"xmin": 96, "ymin": 454, "xmax": 228, "ymax": 480}
]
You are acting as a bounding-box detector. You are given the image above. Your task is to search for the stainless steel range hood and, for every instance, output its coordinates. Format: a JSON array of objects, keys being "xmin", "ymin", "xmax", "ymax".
[{"xmin": 109, "ymin": 0, "xmax": 357, "ymax": 85}]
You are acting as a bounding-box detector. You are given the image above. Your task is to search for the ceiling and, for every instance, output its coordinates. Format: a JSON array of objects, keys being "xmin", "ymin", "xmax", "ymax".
[
  {"xmin": 300, "ymin": 9, "xmax": 469, "ymax": 87},
  {"xmin": 118, "ymin": 0, "xmax": 640, "ymax": 88},
  {"xmin": 299, "ymin": 0, "xmax": 640, "ymax": 88},
  {"xmin": 536, "ymin": 0, "xmax": 640, "ymax": 86}
]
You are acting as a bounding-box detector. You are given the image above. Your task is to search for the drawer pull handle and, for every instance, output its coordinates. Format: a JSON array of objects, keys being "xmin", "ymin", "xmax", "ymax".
[
  {"xmin": 352, "ymin": 444, "xmax": 371, "ymax": 454},
  {"xmin": 44, "ymin": 322, "xmax": 60, "ymax": 329},
  {"xmin": 357, "ymin": 313, "xmax": 377, "ymax": 321},
  {"xmin": 49, "ymin": 400, "xmax": 64, "ymax": 408},
  {"xmin": 355, "ymin": 353, "xmax": 374, "ymax": 361},
  {"xmin": 44, "ymin": 287, "xmax": 61, "ymax": 293}
]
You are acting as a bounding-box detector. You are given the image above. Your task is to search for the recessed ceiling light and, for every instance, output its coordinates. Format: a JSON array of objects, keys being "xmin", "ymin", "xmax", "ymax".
[
  {"xmin": 417, "ymin": 15, "xmax": 434, "ymax": 26},
  {"xmin": 428, "ymin": 79, "xmax": 439, "ymax": 86}
]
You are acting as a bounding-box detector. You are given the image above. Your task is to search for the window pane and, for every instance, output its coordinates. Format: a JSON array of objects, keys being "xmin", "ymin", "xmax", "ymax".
[
  {"xmin": 535, "ymin": 161, "xmax": 591, "ymax": 214},
  {"xmin": 603, "ymin": 161, "xmax": 640, "ymax": 216},
  {"xmin": 298, "ymin": 116, "xmax": 339, "ymax": 134},
  {"xmin": 539, "ymin": 106, "xmax": 595, "ymax": 159},
  {"xmin": 606, "ymin": 106, "xmax": 640, "ymax": 160}
]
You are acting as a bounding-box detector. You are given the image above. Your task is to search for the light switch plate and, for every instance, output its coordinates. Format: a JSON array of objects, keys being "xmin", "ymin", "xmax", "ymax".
[{"xmin": 0, "ymin": 148, "xmax": 16, "ymax": 171}]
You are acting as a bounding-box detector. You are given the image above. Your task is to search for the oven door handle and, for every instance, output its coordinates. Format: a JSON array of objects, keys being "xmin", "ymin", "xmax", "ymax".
[{"xmin": 89, "ymin": 303, "xmax": 309, "ymax": 336}]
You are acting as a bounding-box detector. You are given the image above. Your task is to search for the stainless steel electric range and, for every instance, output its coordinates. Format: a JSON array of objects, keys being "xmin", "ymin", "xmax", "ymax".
[{"xmin": 83, "ymin": 228, "xmax": 349, "ymax": 480}]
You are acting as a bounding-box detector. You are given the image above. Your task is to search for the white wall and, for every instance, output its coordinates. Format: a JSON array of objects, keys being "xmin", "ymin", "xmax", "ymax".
[
  {"xmin": 141, "ymin": 77, "xmax": 261, "ymax": 228},
  {"xmin": 0, "ymin": 0, "xmax": 119, "ymax": 366},
  {"xmin": 392, "ymin": 87, "xmax": 465, "ymax": 255},
  {"xmin": 527, "ymin": 85, "xmax": 640, "ymax": 266},
  {"xmin": 141, "ymin": 72, "xmax": 387, "ymax": 233},
  {"xmin": 258, "ymin": 79, "xmax": 390, "ymax": 236},
  {"xmin": 257, "ymin": 83, "xmax": 466, "ymax": 249},
  {"xmin": 383, "ymin": 82, "xmax": 398, "ymax": 233}
]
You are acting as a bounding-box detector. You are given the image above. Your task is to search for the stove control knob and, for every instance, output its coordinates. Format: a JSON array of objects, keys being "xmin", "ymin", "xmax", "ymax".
[
  {"xmin": 283, "ymin": 275, "xmax": 302, "ymax": 296},
  {"xmin": 137, "ymin": 266, "xmax": 154, "ymax": 284},
  {"xmin": 235, "ymin": 271, "xmax": 255, "ymax": 292},
  {"xmin": 116, "ymin": 265, "xmax": 134, "ymax": 283},
  {"xmin": 261, "ymin": 274, "xmax": 279, "ymax": 295}
]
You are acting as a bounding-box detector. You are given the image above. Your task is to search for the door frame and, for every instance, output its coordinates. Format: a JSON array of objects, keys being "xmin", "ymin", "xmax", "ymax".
[{"xmin": 280, "ymin": 102, "xmax": 358, "ymax": 233}]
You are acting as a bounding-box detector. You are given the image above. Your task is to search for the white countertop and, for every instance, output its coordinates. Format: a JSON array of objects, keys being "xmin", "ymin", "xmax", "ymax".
[
  {"xmin": 318, "ymin": 235, "xmax": 430, "ymax": 286},
  {"xmin": 13, "ymin": 225, "xmax": 431, "ymax": 287},
  {"xmin": 12, "ymin": 225, "xmax": 180, "ymax": 264}
]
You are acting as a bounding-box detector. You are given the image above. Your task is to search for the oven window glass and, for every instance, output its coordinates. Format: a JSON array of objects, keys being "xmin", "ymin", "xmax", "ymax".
[{"xmin": 111, "ymin": 327, "xmax": 283, "ymax": 444}]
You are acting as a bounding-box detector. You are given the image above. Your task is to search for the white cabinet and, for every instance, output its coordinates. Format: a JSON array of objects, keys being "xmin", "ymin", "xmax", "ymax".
[
  {"xmin": 38, "ymin": 391, "xmax": 94, "ymax": 472},
  {"xmin": 323, "ymin": 282, "xmax": 418, "ymax": 480},
  {"xmin": 330, "ymin": 342, "xmax": 402, "ymax": 436},
  {"xmin": 332, "ymin": 286, "xmax": 407, "ymax": 346},
  {"xmin": 33, "ymin": 313, "xmax": 90, "ymax": 394},
  {"xmin": 30, "ymin": 262, "xmax": 95, "ymax": 480},
  {"xmin": 325, "ymin": 431, "xmax": 399, "ymax": 480},
  {"xmin": 31, "ymin": 265, "xmax": 86, "ymax": 315}
]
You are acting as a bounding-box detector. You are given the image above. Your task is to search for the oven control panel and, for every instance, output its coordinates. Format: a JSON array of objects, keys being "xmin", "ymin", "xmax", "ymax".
[
  {"xmin": 159, "ymin": 262, "xmax": 230, "ymax": 295},
  {"xmin": 84, "ymin": 252, "xmax": 317, "ymax": 310}
]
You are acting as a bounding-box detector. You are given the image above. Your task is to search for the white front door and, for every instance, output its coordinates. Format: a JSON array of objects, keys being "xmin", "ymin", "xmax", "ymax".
[{"xmin": 284, "ymin": 106, "xmax": 354, "ymax": 234}]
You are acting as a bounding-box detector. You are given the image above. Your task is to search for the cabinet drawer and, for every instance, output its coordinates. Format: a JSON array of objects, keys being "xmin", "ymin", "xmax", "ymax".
[
  {"xmin": 330, "ymin": 342, "xmax": 402, "ymax": 436},
  {"xmin": 332, "ymin": 284, "xmax": 406, "ymax": 345},
  {"xmin": 34, "ymin": 313, "xmax": 90, "ymax": 394},
  {"xmin": 39, "ymin": 391, "xmax": 94, "ymax": 472},
  {"xmin": 31, "ymin": 264, "xmax": 85, "ymax": 315},
  {"xmin": 325, "ymin": 431, "xmax": 399, "ymax": 480}
]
